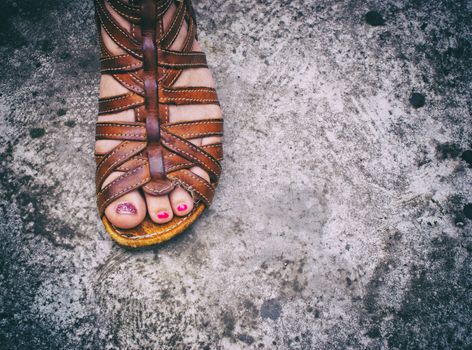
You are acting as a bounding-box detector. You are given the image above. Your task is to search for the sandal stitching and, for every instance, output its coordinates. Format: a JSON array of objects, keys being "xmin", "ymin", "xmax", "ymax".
[
  {"xmin": 97, "ymin": 143, "xmax": 144, "ymax": 187},
  {"xmin": 164, "ymin": 131, "xmax": 221, "ymax": 170}
]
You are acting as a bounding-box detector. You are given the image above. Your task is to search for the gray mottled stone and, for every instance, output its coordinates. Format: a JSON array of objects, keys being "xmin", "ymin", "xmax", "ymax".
[{"xmin": 0, "ymin": 0, "xmax": 471, "ymax": 349}]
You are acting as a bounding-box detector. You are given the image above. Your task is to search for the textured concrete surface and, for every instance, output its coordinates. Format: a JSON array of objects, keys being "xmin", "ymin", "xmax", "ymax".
[{"xmin": 1, "ymin": 0, "xmax": 471, "ymax": 349}]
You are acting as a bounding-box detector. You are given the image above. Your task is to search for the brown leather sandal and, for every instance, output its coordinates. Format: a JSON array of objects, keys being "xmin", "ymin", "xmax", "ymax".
[{"xmin": 94, "ymin": 0, "xmax": 223, "ymax": 247}]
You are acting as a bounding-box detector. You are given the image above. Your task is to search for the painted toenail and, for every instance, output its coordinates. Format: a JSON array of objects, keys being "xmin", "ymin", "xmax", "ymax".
[
  {"xmin": 177, "ymin": 203, "xmax": 188, "ymax": 212},
  {"xmin": 157, "ymin": 211, "xmax": 169, "ymax": 219},
  {"xmin": 116, "ymin": 202, "xmax": 137, "ymax": 215}
]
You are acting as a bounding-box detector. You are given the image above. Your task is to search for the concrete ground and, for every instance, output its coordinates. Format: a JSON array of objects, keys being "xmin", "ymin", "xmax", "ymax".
[{"xmin": 0, "ymin": 0, "xmax": 471, "ymax": 349}]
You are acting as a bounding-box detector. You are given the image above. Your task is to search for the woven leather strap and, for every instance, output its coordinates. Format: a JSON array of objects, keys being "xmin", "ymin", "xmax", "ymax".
[{"xmin": 95, "ymin": 0, "xmax": 222, "ymax": 216}]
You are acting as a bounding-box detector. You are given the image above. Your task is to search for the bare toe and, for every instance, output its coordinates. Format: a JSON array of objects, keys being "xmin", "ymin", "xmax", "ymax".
[
  {"xmin": 145, "ymin": 193, "xmax": 174, "ymax": 224},
  {"xmin": 103, "ymin": 173, "xmax": 146, "ymax": 229},
  {"xmin": 170, "ymin": 186, "xmax": 194, "ymax": 216}
]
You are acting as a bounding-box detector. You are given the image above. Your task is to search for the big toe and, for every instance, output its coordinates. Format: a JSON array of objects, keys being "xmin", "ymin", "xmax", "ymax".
[
  {"xmin": 104, "ymin": 191, "xmax": 147, "ymax": 229},
  {"xmin": 103, "ymin": 171, "xmax": 146, "ymax": 229},
  {"xmin": 145, "ymin": 193, "xmax": 174, "ymax": 224}
]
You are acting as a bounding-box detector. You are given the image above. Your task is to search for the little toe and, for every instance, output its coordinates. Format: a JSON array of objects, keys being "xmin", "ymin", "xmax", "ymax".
[
  {"xmin": 170, "ymin": 186, "xmax": 194, "ymax": 216},
  {"xmin": 145, "ymin": 193, "xmax": 174, "ymax": 224}
]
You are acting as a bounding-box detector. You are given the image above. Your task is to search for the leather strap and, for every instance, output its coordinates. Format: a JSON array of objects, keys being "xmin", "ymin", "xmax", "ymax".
[
  {"xmin": 100, "ymin": 53, "xmax": 142, "ymax": 73},
  {"xmin": 163, "ymin": 119, "xmax": 223, "ymax": 139},
  {"xmin": 96, "ymin": 121, "xmax": 147, "ymax": 141},
  {"xmin": 98, "ymin": 93, "xmax": 144, "ymax": 115},
  {"xmin": 96, "ymin": 141, "xmax": 147, "ymax": 190},
  {"xmin": 96, "ymin": 0, "xmax": 142, "ymax": 58},
  {"xmin": 106, "ymin": 0, "xmax": 141, "ymax": 23},
  {"xmin": 112, "ymin": 72, "xmax": 145, "ymax": 95},
  {"xmin": 158, "ymin": 49, "xmax": 207, "ymax": 69},
  {"xmin": 160, "ymin": 86, "xmax": 219, "ymax": 105}
]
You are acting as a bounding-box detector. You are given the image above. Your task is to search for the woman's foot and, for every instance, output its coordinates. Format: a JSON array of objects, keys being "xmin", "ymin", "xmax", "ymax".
[{"xmin": 96, "ymin": 0, "xmax": 222, "ymax": 229}]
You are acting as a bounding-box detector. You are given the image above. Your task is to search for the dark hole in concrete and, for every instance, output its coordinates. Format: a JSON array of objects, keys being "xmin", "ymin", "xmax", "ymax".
[
  {"xmin": 65, "ymin": 120, "xmax": 76, "ymax": 128},
  {"xmin": 409, "ymin": 92, "xmax": 426, "ymax": 108},
  {"xmin": 436, "ymin": 142, "xmax": 461, "ymax": 160},
  {"xmin": 366, "ymin": 327, "xmax": 381, "ymax": 338},
  {"xmin": 463, "ymin": 204, "xmax": 472, "ymax": 220},
  {"xmin": 237, "ymin": 333, "xmax": 255, "ymax": 345},
  {"xmin": 365, "ymin": 11, "xmax": 385, "ymax": 26},
  {"xmin": 461, "ymin": 150, "xmax": 472, "ymax": 166},
  {"xmin": 29, "ymin": 128, "xmax": 45, "ymax": 138},
  {"xmin": 346, "ymin": 277, "xmax": 353, "ymax": 286}
]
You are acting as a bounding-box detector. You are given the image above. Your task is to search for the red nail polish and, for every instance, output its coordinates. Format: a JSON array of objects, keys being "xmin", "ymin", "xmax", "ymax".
[
  {"xmin": 157, "ymin": 211, "xmax": 169, "ymax": 219},
  {"xmin": 116, "ymin": 202, "xmax": 137, "ymax": 215},
  {"xmin": 177, "ymin": 203, "xmax": 188, "ymax": 212}
]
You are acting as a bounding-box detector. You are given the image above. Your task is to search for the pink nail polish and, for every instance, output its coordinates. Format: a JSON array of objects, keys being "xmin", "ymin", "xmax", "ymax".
[
  {"xmin": 116, "ymin": 202, "xmax": 137, "ymax": 215},
  {"xmin": 177, "ymin": 203, "xmax": 188, "ymax": 212},
  {"xmin": 157, "ymin": 211, "xmax": 169, "ymax": 219}
]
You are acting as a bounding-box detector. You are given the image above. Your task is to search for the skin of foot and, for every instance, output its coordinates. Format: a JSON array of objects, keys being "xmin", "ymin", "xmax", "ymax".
[{"xmin": 96, "ymin": 1, "xmax": 222, "ymax": 229}]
